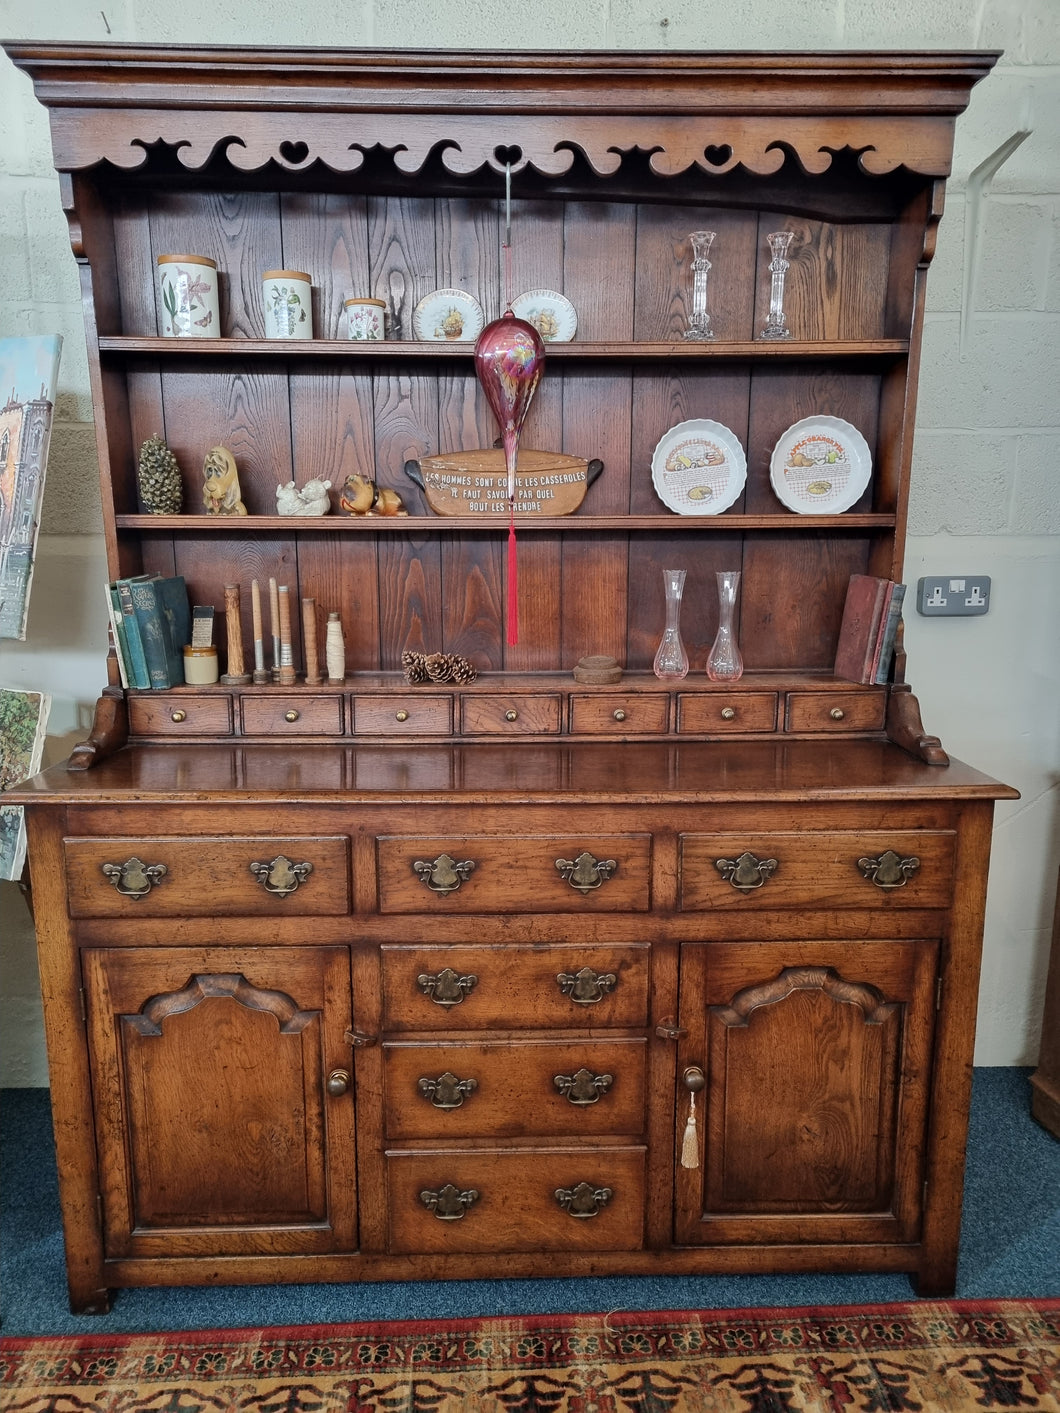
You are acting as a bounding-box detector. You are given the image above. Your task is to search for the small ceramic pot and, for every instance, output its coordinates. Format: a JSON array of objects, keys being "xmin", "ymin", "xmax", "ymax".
[
  {"xmin": 344, "ymin": 296, "xmax": 387, "ymax": 341},
  {"xmin": 157, "ymin": 254, "xmax": 218, "ymax": 337},
  {"xmin": 183, "ymin": 644, "xmax": 219, "ymax": 684},
  {"xmin": 263, "ymin": 270, "xmax": 313, "ymax": 339}
]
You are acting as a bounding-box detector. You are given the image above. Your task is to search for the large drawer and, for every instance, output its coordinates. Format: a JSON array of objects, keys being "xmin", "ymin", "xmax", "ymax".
[
  {"xmin": 678, "ymin": 830, "xmax": 956, "ymax": 910},
  {"xmin": 65, "ymin": 836, "xmax": 350, "ymax": 917},
  {"xmin": 385, "ymin": 1146, "xmax": 646, "ymax": 1254},
  {"xmin": 380, "ymin": 943, "xmax": 650, "ymax": 1031},
  {"xmin": 382, "ymin": 1037, "xmax": 647, "ymax": 1140},
  {"xmin": 376, "ymin": 833, "xmax": 650, "ymax": 912}
]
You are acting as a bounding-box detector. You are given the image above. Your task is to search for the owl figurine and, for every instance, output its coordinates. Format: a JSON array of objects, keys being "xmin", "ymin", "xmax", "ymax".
[{"xmin": 202, "ymin": 445, "xmax": 248, "ymax": 515}]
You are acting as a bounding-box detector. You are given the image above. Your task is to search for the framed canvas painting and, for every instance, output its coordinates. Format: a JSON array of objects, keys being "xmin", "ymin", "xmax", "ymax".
[
  {"xmin": 0, "ymin": 688, "xmax": 51, "ymax": 880},
  {"xmin": 0, "ymin": 334, "xmax": 62, "ymax": 639}
]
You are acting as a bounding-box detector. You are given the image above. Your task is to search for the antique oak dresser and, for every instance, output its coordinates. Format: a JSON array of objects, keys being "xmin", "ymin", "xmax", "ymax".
[{"xmin": 5, "ymin": 44, "xmax": 1017, "ymax": 1313}]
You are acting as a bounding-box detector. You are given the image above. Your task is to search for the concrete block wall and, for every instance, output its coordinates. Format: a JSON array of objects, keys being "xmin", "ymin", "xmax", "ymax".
[{"xmin": 1, "ymin": 0, "xmax": 1057, "ymax": 1082}]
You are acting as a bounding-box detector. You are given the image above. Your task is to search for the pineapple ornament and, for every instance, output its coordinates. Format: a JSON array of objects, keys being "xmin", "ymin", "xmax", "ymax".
[{"xmin": 137, "ymin": 434, "xmax": 184, "ymax": 514}]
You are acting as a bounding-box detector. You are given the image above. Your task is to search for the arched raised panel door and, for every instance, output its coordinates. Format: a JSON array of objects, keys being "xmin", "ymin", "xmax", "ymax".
[
  {"xmin": 674, "ymin": 939, "xmax": 938, "ymax": 1248},
  {"xmin": 82, "ymin": 946, "xmax": 356, "ymax": 1260}
]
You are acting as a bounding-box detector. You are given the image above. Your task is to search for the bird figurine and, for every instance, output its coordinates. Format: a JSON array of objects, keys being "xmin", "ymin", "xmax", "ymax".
[
  {"xmin": 339, "ymin": 473, "xmax": 407, "ymax": 516},
  {"xmin": 275, "ymin": 478, "xmax": 332, "ymax": 516}
]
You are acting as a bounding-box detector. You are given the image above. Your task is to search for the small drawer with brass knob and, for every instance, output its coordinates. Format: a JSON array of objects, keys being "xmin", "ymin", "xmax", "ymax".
[
  {"xmin": 460, "ymin": 694, "xmax": 562, "ymax": 735},
  {"xmin": 240, "ymin": 694, "xmax": 343, "ymax": 736},
  {"xmin": 677, "ymin": 691, "xmax": 778, "ymax": 734},
  {"xmin": 128, "ymin": 694, "xmax": 233, "ymax": 737},
  {"xmin": 785, "ymin": 690, "xmax": 886, "ymax": 733},
  {"xmin": 353, "ymin": 695, "xmax": 452, "ymax": 735},
  {"xmin": 570, "ymin": 694, "xmax": 670, "ymax": 735}
]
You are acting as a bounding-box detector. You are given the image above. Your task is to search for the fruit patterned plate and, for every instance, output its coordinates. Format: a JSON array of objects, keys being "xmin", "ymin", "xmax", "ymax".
[
  {"xmin": 651, "ymin": 418, "xmax": 747, "ymax": 515},
  {"xmin": 510, "ymin": 289, "xmax": 578, "ymax": 342},
  {"xmin": 412, "ymin": 288, "xmax": 485, "ymax": 342},
  {"xmin": 769, "ymin": 416, "xmax": 872, "ymax": 514}
]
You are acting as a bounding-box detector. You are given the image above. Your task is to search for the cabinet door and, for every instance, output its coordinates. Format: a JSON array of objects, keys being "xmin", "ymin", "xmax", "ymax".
[
  {"xmin": 83, "ymin": 945, "xmax": 356, "ymax": 1259},
  {"xmin": 674, "ymin": 939, "xmax": 937, "ymax": 1247}
]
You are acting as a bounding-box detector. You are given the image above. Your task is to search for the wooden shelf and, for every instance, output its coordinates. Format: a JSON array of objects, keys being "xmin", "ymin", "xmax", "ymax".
[
  {"xmin": 97, "ymin": 336, "xmax": 910, "ymax": 361},
  {"xmin": 116, "ymin": 512, "xmax": 898, "ymax": 532}
]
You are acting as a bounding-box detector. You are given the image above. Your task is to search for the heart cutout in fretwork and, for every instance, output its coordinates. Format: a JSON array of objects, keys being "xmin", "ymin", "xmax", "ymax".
[
  {"xmin": 279, "ymin": 140, "xmax": 310, "ymax": 166},
  {"xmin": 702, "ymin": 143, "xmax": 733, "ymax": 167}
]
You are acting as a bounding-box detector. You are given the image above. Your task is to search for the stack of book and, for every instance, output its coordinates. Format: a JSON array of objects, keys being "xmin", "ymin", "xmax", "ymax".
[
  {"xmin": 104, "ymin": 575, "xmax": 190, "ymax": 690},
  {"xmin": 833, "ymin": 574, "xmax": 907, "ymax": 685}
]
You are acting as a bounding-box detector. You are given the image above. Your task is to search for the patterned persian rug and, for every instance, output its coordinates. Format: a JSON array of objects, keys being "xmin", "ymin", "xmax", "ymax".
[{"xmin": 1, "ymin": 1299, "xmax": 1057, "ymax": 1411}]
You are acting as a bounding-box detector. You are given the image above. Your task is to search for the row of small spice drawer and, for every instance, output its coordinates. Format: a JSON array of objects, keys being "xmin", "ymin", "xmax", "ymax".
[
  {"xmin": 64, "ymin": 830, "xmax": 956, "ymax": 916},
  {"xmin": 127, "ymin": 689, "xmax": 887, "ymax": 738}
]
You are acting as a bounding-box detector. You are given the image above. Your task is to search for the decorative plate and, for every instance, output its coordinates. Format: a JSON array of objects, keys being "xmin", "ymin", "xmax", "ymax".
[
  {"xmin": 651, "ymin": 419, "xmax": 747, "ymax": 515},
  {"xmin": 510, "ymin": 289, "xmax": 578, "ymax": 342},
  {"xmin": 769, "ymin": 416, "xmax": 872, "ymax": 514},
  {"xmin": 412, "ymin": 288, "xmax": 485, "ymax": 342}
]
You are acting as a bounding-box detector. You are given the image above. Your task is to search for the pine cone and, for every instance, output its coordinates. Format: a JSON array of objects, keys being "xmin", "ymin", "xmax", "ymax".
[
  {"xmin": 451, "ymin": 655, "xmax": 478, "ymax": 684},
  {"xmin": 424, "ymin": 652, "xmax": 455, "ymax": 683},
  {"xmin": 137, "ymin": 434, "xmax": 183, "ymax": 514},
  {"xmin": 401, "ymin": 650, "xmax": 429, "ymax": 684}
]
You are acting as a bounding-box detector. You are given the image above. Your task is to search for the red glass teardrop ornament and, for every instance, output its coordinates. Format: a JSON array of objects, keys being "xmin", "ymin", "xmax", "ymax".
[{"xmin": 473, "ymin": 312, "xmax": 545, "ymax": 500}]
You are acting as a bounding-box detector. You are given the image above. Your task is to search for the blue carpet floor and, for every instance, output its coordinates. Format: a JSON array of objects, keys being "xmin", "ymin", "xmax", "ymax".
[{"xmin": 2, "ymin": 1068, "xmax": 1057, "ymax": 1335}]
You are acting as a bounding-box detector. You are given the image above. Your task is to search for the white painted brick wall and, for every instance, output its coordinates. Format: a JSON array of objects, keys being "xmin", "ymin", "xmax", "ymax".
[{"xmin": 0, "ymin": 0, "xmax": 1057, "ymax": 1080}]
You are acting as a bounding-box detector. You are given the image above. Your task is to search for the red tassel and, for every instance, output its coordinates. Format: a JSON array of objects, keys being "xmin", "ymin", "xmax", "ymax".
[{"xmin": 507, "ymin": 503, "xmax": 519, "ymax": 645}]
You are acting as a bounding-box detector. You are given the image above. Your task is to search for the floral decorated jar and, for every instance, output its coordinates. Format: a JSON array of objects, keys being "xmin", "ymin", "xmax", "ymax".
[
  {"xmin": 263, "ymin": 270, "xmax": 313, "ymax": 339},
  {"xmin": 157, "ymin": 254, "xmax": 218, "ymax": 337},
  {"xmin": 344, "ymin": 296, "xmax": 387, "ymax": 340}
]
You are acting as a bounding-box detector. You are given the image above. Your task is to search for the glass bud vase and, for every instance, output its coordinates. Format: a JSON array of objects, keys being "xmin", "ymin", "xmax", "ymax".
[
  {"xmin": 653, "ymin": 568, "xmax": 689, "ymax": 681},
  {"xmin": 705, "ymin": 569, "xmax": 744, "ymax": 681}
]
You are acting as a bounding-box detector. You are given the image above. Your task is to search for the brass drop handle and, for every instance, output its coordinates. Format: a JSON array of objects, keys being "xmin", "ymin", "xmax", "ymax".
[
  {"xmin": 417, "ymin": 967, "xmax": 478, "ymax": 1007},
  {"xmin": 556, "ymin": 965, "xmax": 617, "ymax": 1004},
  {"xmin": 284, "ymin": 709, "xmax": 300, "ymax": 722},
  {"xmin": 830, "ymin": 707, "xmax": 845, "ymax": 720},
  {"xmin": 101, "ymin": 857, "xmax": 168, "ymax": 897},
  {"xmin": 554, "ymin": 1182, "xmax": 613, "ymax": 1218},
  {"xmin": 413, "ymin": 853, "xmax": 476, "ymax": 895},
  {"xmin": 396, "ymin": 709, "xmax": 410, "ymax": 722},
  {"xmin": 683, "ymin": 1065, "xmax": 706, "ymax": 1092},
  {"xmin": 170, "ymin": 709, "xmax": 187, "ymax": 723},
  {"xmin": 418, "ymin": 1071, "xmax": 478, "ymax": 1109},
  {"xmin": 554, "ymin": 1069, "xmax": 613, "ymax": 1105},
  {"xmin": 420, "ymin": 1184, "xmax": 479, "ymax": 1220},
  {"xmin": 613, "ymin": 708, "xmax": 626, "ymax": 722},
  {"xmin": 720, "ymin": 706, "xmax": 736, "ymax": 720},
  {"xmin": 858, "ymin": 849, "xmax": 921, "ymax": 889},
  {"xmin": 505, "ymin": 709, "xmax": 518, "ymax": 721},
  {"xmin": 555, "ymin": 851, "xmax": 617, "ymax": 893},
  {"xmin": 249, "ymin": 854, "xmax": 314, "ymax": 897},
  {"xmin": 326, "ymin": 1068, "xmax": 350, "ymax": 1096},
  {"xmin": 714, "ymin": 851, "xmax": 778, "ymax": 892}
]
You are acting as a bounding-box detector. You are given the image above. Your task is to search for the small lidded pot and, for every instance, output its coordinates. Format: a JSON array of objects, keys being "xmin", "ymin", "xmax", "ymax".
[
  {"xmin": 263, "ymin": 270, "xmax": 313, "ymax": 339},
  {"xmin": 183, "ymin": 644, "xmax": 219, "ymax": 685},
  {"xmin": 344, "ymin": 296, "xmax": 387, "ymax": 341},
  {"xmin": 157, "ymin": 254, "xmax": 218, "ymax": 337}
]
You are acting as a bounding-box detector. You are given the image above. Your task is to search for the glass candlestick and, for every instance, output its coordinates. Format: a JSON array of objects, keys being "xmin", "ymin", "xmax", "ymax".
[
  {"xmin": 683, "ymin": 230, "xmax": 716, "ymax": 342},
  {"xmin": 759, "ymin": 230, "xmax": 794, "ymax": 340},
  {"xmin": 705, "ymin": 569, "xmax": 744, "ymax": 681},
  {"xmin": 653, "ymin": 567, "xmax": 689, "ymax": 681}
]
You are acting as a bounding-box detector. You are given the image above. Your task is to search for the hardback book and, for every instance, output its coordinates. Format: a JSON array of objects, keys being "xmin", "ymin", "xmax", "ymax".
[
  {"xmin": 104, "ymin": 584, "xmax": 130, "ymax": 688},
  {"xmin": 126, "ymin": 575, "xmax": 188, "ymax": 688},
  {"xmin": 874, "ymin": 582, "xmax": 907, "ymax": 684},
  {"xmin": 113, "ymin": 579, "xmax": 151, "ymax": 688},
  {"xmin": 833, "ymin": 573, "xmax": 892, "ymax": 684}
]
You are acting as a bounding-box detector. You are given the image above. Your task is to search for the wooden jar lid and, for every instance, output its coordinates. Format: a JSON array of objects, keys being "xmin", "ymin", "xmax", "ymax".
[{"xmin": 572, "ymin": 654, "xmax": 623, "ymax": 684}]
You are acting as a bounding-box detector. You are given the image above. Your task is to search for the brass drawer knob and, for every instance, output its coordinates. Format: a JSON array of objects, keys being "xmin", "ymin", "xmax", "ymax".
[
  {"xmin": 554, "ymin": 1068, "xmax": 613, "ymax": 1105},
  {"xmin": 555, "ymin": 851, "xmax": 617, "ymax": 894},
  {"xmin": 612, "ymin": 708, "xmax": 627, "ymax": 722},
  {"xmin": 284, "ymin": 709, "xmax": 300, "ymax": 722},
  {"xmin": 830, "ymin": 707, "xmax": 845, "ymax": 720},
  {"xmin": 554, "ymin": 1181, "xmax": 613, "ymax": 1218},
  {"xmin": 556, "ymin": 965, "xmax": 618, "ymax": 1004},
  {"xmin": 170, "ymin": 709, "xmax": 187, "ymax": 723},
  {"xmin": 417, "ymin": 967, "xmax": 478, "ymax": 1007},
  {"xmin": 413, "ymin": 852, "xmax": 476, "ymax": 894},
  {"xmin": 714, "ymin": 851, "xmax": 778, "ymax": 892},
  {"xmin": 396, "ymin": 709, "xmax": 410, "ymax": 722},
  {"xmin": 326, "ymin": 1068, "xmax": 350, "ymax": 1096},
  {"xmin": 249, "ymin": 854, "xmax": 314, "ymax": 897},
  {"xmin": 418, "ymin": 1071, "xmax": 478, "ymax": 1109},
  {"xmin": 101, "ymin": 857, "xmax": 168, "ymax": 898},
  {"xmin": 505, "ymin": 709, "xmax": 518, "ymax": 721},
  {"xmin": 858, "ymin": 849, "xmax": 921, "ymax": 889},
  {"xmin": 420, "ymin": 1183, "xmax": 479, "ymax": 1220},
  {"xmin": 720, "ymin": 706, "xmax": 736, "ymax": 720}
]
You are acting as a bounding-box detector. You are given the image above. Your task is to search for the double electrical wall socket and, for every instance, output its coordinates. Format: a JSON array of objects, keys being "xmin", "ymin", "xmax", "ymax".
[{"xmin": 916, "ymin": 576, "xmax": 991, "ymax": 616}]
